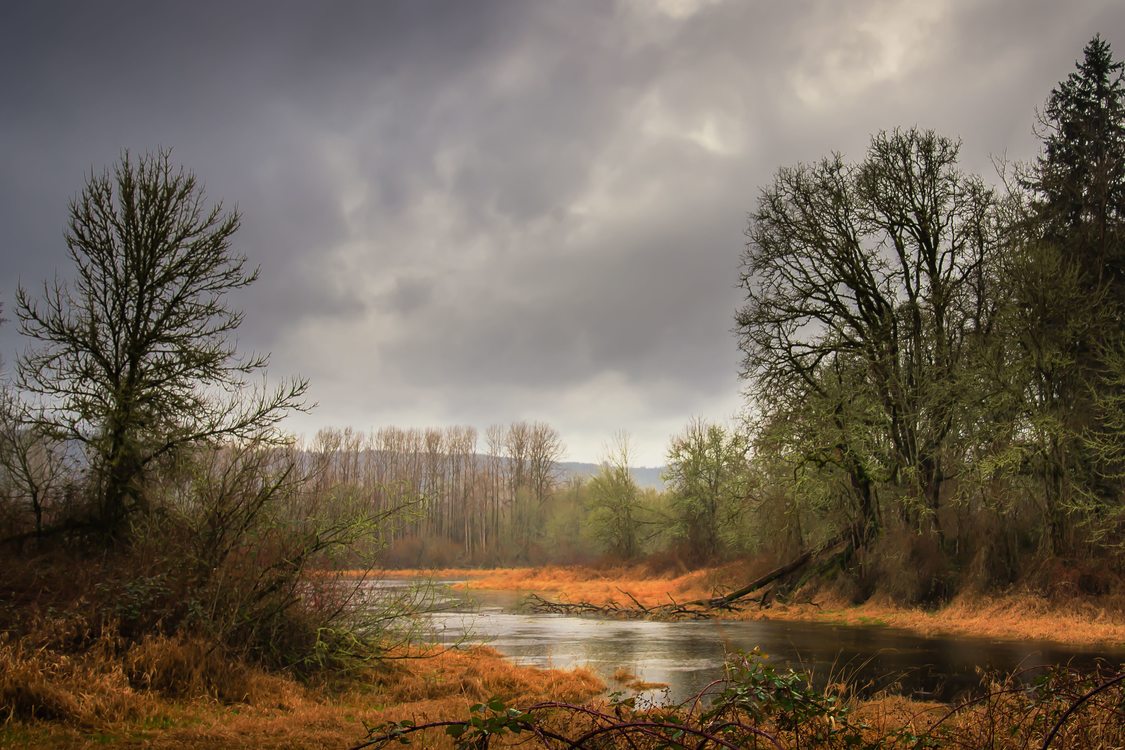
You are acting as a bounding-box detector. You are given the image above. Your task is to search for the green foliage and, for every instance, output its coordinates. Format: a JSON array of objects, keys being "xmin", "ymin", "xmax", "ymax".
[
  {"xmin": 1034, "ymin": 34, "xmax": 1125, "ymax": 289},
  {"xmin": 663, "ymin": 419, "xmax": 750, "ymax": 563},
  {"xmin": 704, "ymin": 648, "xmax": 864, "ymax": 745},
  {"xmin": 539, "ymin": 478, "xmax": 599, "ymax": 565},
  {"xmin": 452, "ymin": 699, "xmax": 535, "ymax": 745},
  {"xmin": 366, "ymin": 698, "xmax": 535, "ymax": 750},
  {"xmin": 585, "ymin": 435, "xmax": 648, "ymax": 560},
  {"xmin": 586, "ymin": 463, "xmax": 643, "ymax": 559}
]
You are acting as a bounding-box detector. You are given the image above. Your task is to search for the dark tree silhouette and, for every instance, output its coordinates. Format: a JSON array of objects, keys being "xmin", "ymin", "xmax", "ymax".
[
  {"xmin": 16, "ymin": 150, "xmax": 307, "ymax": 536},
  {"xmin": 737, "ymin": 128, "xmax": 998, "ymax": 545}
]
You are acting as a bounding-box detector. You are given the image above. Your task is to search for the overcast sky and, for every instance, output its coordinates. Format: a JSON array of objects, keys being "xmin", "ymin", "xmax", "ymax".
[{"xmin": 1, "ymin": 1, "xmax": 1122, "ymax": 465}]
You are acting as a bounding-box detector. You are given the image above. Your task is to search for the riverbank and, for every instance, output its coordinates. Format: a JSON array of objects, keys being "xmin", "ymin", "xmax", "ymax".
[
  {"xmin": 740, "ymin": 591, "xmax": 1125, "ymax": 646},
  {"xmin": 382, "ymin": 564, "xmax": 1125, "ymax": 647},
  {"xmin": 0, "ymin": 627, "xmax": 944, "ymax": 749},
  {"xmin": 0, "ymin": 640, "xmax": 603, "ymax": 749},
  {"xmin": 9, "ymin": 564, "xmax": 1123, "ymax": 748}
]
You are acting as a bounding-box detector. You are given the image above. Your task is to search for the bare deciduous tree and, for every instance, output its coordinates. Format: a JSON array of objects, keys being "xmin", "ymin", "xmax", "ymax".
[
  {"xmin": 737, "ymin": 128, "xmax": 998, "ymax": 544},
  {"xmin": 15, "ymin": 150, "xmax": 307, "ymax": 536}
]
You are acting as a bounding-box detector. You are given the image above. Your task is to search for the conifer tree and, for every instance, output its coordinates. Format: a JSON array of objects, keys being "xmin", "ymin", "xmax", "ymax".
[
  {"xmin": 1017, "ymin": 35, "xmax": 1125, "ymax": 549},
  {"xmin": 1034, "ymin": 34, "xmax": 1125, "ymax": 294}
]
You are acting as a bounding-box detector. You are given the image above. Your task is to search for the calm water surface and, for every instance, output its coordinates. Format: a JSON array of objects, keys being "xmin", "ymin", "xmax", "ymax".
[{"xmin": 384, "ymin": 580, "xmax": 1125, "ymax": 704}]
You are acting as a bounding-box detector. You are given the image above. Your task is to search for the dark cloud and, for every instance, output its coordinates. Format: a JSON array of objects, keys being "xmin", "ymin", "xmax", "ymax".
[{"xmin": 2, "ymin": 0, "xmax": 1123, "ymax": 462}]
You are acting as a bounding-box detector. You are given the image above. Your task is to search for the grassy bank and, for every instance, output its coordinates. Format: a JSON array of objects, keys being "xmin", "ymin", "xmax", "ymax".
[
  {"xmin": 0, "ymin": 636, "xmax": 603, "ymax": 749},
  {"xmin": 382, "ymin": 564, "xmax": 1125, "ymax": 647},
  {"xmin": 745, "ymin": 592, "xmax": 1125, "ymax": 646},
  {"xmin": 382, "ymin": 564, "xmax": 718, "ymax": 606}
]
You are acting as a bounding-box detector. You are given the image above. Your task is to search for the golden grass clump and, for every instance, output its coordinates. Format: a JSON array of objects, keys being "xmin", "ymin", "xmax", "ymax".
[
  {"xmin": 611, "ymin": 666, "xmax": 635, "ymax": 683},
  {"xmin": 0, "ymin": 632, "xmax": 148, "ymax": 726},
  {"xmin": 851, "ymin": 695, "xmax": 949, "ymax": 741},
  {"xmin": 373, "ymin": 645, "xmax": 604, "ymax": 705},
  {"xmin": 123, "ymin": 635, "xmax": 300, "ymax": 709},
  {"xmin": 609, "ymin": 666, "xmax": 668, "ymax": 692},
  {"xmin": 0, "ymin": 626, "xmax": 304, "ymax": 735}
]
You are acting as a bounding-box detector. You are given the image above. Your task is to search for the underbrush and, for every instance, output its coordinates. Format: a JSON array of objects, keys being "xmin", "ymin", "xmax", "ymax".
[
  {"xmin": 357, "ymin": 650, "xmax": 1125, "ymax": 750},
  {"xmin": 0, "ymin": 626, "xmax": 303, "ymax": 727},
  {"xmin": 4, "ymin": 612, "xmax": 1123, "ymax": 749}
]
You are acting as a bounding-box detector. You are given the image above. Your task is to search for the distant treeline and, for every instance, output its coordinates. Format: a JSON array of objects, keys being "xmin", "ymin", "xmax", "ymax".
[
  {"xmin": 301, "ymin": 423, "xmax": 563, "ymax": 565},
  {"xmin": 292, "ymin": 421, "xmax": 744, "ymax": 569},
  {"xmin": 299, "ymin": 424, "xmax": 684, "ymax": 567}
]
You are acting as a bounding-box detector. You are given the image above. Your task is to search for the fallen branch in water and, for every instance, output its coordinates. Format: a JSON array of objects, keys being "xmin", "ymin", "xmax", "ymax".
[{"xmin": 523, "ymin": 591, "xmax": 721, "ymax": 620}]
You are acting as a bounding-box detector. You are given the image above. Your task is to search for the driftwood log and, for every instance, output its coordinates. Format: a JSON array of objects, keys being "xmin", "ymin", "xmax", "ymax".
[
  {"xmin": 524, "ymin": 531, "xmax": 852, "ymax": 620},
  {"xmin": 524, "ymin": 591, "xmax": 716, "ymax": 620}
]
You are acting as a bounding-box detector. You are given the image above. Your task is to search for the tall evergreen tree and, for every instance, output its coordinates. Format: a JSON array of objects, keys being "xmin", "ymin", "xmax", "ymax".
[
  {"xmin": 1034, "ymin": 34, "xmax": 1125, "ymax": 293},
  {"xmin": 1016, "ymin": 35, "xmax": 1125, "ymax": 550}
]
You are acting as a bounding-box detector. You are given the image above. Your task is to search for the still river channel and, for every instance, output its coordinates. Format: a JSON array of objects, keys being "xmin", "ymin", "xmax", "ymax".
[{"xmin": 385, "ymin": 580, "xmax": 1125, "ymax": 704}]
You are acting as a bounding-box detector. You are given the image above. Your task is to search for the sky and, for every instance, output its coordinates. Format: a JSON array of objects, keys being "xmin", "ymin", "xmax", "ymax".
[{"xmin": 1, "ymin": 1, "xmax": 1122, "ymax": 466}]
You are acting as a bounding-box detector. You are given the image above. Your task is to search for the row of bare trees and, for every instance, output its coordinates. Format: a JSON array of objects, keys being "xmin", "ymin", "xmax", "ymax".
[{"xmin": 302, "ymin": 422, "xmax": 565, "ymax": 565}]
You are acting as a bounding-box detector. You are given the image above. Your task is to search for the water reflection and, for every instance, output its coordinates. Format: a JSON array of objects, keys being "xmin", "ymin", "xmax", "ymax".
[{"xmin": 421, "ymin": 585, "xmax": 1125, "ymax": 704}]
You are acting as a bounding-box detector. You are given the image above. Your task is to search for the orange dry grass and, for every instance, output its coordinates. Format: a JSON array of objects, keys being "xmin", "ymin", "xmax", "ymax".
[
  {"xmin": 0, "ymin": 633, "xmax": 153, "ymax": 727},
  {"xmin": 449, "ymin": 565, "xmax": 721, "ymax": 607},
  {"xmin": 380, "ymin": 645, "xmax": 603, "ymax": 704},
  {"xmin": 365, "ymin": 567, "xmax": 496, "ymax": 580},
  {"xmin": 734, "ymin": 591, "xmax": 1125, "ymax": 646},
  {"xmin": 852, "ymin": 695, "xmax": 949, "ymax": 736},
  {"xmin": 0, "ymin": 640, "xmax": 603, "ymax": 749}
]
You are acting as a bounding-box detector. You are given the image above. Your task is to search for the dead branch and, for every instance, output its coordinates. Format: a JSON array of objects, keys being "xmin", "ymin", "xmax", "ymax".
[{"xmin": 523, "ymin": 530, "xmax": 852, "ymax": 620}]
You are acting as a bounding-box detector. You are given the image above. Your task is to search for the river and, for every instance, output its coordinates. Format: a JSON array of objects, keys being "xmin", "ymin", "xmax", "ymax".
[{"xmin": 383, "ymin": 580, "xmax": 1125, "ymax": 704}]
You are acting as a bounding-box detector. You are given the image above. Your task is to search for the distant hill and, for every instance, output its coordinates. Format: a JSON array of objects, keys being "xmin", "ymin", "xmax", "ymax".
[
  {"xmin": 558, "ymin": 461, "xmax": 666, "ymax": 490},
  {"xmin": 282, "ymin": 447, "xmax": 668, "ymax": 490}
]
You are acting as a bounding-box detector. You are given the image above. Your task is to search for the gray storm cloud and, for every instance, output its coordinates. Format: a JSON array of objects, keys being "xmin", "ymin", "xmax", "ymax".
[{"xmin": 2, "ymin": 0, "xmax": 1122, "ymax": 463}]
